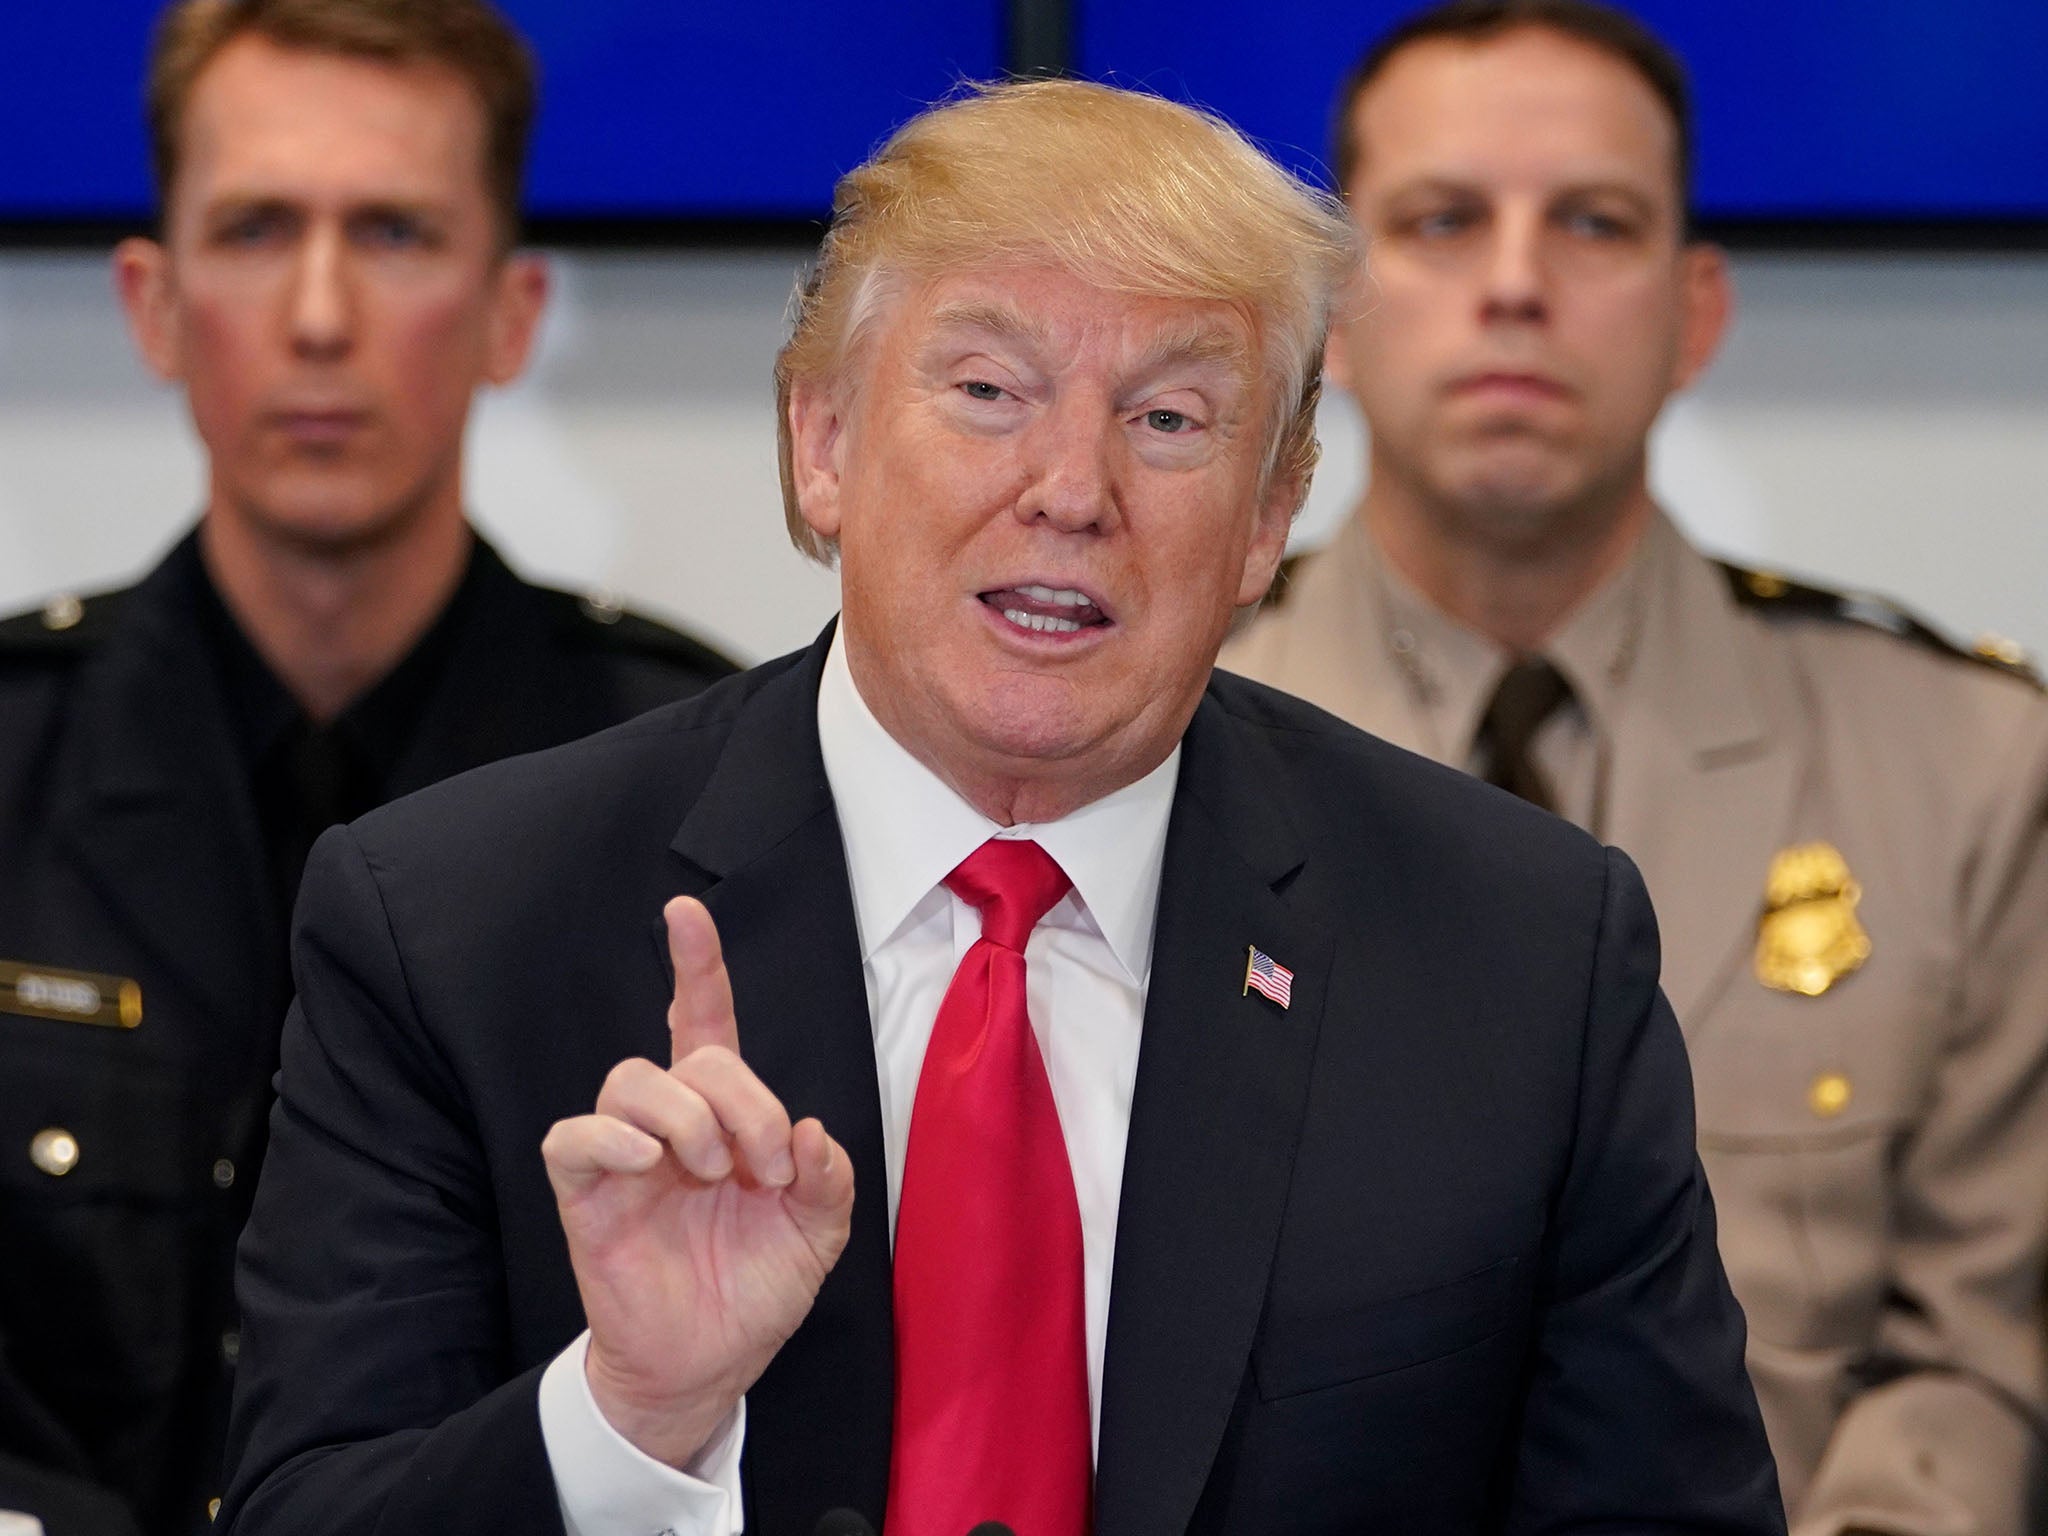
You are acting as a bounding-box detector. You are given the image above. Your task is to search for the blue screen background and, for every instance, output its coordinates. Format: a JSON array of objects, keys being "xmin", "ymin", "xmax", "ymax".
[
  {"xmin": 3, "ymin": 0, "xmax": 1002, "ymax": 219},
  {"xmin": 1077, "ymin": 0, "xmax": 2048, "ymax": 218},
  {"xmin": 4, "ymin": 0, "xmax": 2040, "ymax": 225}
]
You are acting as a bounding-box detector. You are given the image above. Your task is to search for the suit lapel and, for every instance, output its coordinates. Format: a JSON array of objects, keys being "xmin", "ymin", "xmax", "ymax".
[
  {"xmin": 667, "ymin": 636, "xmax": 897, "ymax": 1532},
  {"xmin": 50, "ymin": 556, "xmax": 273, "ymax": 1037},
  {"xmin": 1096, "ymin": 695, "xmax": 1332, "ymax": 1536},
  {"xmin": 1604, "ymin": 530, "xmax": 1802, "ymax": 1031}
]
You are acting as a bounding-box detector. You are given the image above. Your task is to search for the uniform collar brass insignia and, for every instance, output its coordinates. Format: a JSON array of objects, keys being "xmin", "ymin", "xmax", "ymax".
[
  {"xmin": 1755, "ymin": 843, "xmax": 1870, "ymax": 997},
  {"xmin": 0, "ymin": 960, "xmax": 143, "ymax": 1028}
]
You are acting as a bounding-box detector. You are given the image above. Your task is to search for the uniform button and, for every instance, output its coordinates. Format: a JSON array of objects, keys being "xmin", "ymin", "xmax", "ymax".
[
  {"xmin": 1745, "ymin": 571, "xmax": 1788, "ymax": 600},
  {"xmin": 41, "ymin": 593, "xmax": 84, "ymax": 631},
  {"xmin": 212, "ymin": 1158, "xmax": 236, "ymax": 1189},
  {"xmin": 1808, "ymin": 1073, "xmax": 1853, "ymax": 1118},
  {"xmin": 208, "ymin": 1497, "xmax": 222, "ymax": 1521},
  {"xmin": 220, "ymin": 1330, "xmax": 240, "ymax": 1366},
  {"xmin": 30, "ymin": 1127, "xmax": 80, "ymax": 1177},
  {"xmin": 579, "ymin": 590, "xmax": 625, "ymax": 625}
]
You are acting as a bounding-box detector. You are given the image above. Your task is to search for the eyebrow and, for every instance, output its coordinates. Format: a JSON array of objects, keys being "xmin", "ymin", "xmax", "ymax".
[
  {"xmin": 924, "ymin": 299, "xmax": 1050, "ymax": 352},
  {"xmin": 923, "ymin": 300, "xmax": 1253, "ymax": 379},
  {"xmin": 199, "ymin": 189, "xmax": 452, "ymax": 221},
  {"xmin": 1384, "ymin": 173, "xmax": 1662, "ymax": 211},
  {"xmin": 1128, "ymin": 317, "xmax": 1254, "ymax": 380},
  {"xmin": 1551, "ymin": 182, "xmax": 1661, "ymax": 216}
]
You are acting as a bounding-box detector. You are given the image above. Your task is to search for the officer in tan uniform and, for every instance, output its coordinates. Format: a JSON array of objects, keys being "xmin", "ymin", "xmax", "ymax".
[{"xmin": 1221, "ymin": 3, "xmax": 2048, "ymax": 1532}]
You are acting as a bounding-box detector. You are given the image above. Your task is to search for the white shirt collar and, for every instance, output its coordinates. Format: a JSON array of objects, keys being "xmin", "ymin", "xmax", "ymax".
[{"xmin": 816, "ymin": 626, "xmax": 1180, "ymax": 986}]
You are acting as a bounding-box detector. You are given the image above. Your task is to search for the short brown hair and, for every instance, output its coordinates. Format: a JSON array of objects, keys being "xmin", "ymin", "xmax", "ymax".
[
  {"xmin": 1333, "ymin": 0, "xmax": 1693, "ymax": 219},
  {"xmin": 774, "ymin": 79, "xmax": 1358, "ymax": 563},
  {"xmin": 146, "ymin": 0, "xmax": 537, "ymax": 242}
]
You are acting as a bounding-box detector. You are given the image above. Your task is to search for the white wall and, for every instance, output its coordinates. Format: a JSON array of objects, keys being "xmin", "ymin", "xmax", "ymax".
[{"xmin": 1, "ymin": 246, "xmax": 2043, "ymax": 666}]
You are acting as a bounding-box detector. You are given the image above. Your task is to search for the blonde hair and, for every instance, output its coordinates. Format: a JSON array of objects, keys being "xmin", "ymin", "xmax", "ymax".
[{"xmin": 774, "ymin": 78, "xmax": 1360, "ymax": 561}]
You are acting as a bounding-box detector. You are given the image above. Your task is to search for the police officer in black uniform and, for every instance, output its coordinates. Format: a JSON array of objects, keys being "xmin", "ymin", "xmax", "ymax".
[{"xmin": 0, "ymin": 4, "xmax": 736, "ymax": 1532}]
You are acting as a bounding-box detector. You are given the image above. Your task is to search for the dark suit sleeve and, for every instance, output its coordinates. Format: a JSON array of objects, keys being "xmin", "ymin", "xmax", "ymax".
[
  {"xmin": 0, "ymin": 1451, "xmax": 142, "ymax": 1536},
  {"xmin": 1507, "ymin": 848, "xmax": 1786, "ymax": 1535},
  {"xmin": 215, "ymin": 827, "xmax": 565, "ymax": 1536}
]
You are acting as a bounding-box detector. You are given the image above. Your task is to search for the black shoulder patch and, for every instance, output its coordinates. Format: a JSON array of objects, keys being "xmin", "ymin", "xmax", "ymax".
[
  {"xmin": 0, "ymin": 585, "xmax": 135, "ymax": 658},
  {"xmin": 537, "ymin": 586, "xmax": 742, "ymax": 678},
  {"xmin": 1716, "ymin": 559, "xmax": 2042, "ymax": 689}
]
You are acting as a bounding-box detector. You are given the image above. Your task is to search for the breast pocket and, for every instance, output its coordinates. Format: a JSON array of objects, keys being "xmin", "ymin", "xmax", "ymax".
[
  {"xmin": 1697, "ymin": 1127, "xmax": 1897, "ymax": 1351},
  {"xmin": 1252, "ymin": 1256, "xmax": 1526, "ymax": 1402},
  {"xmin": 0, "ymin": 1019, "xmax": 212, "ymax": 1400},
  {"xmin": 1691, "ymin": 985, "xmax": 1917, "ymax": 1351}
]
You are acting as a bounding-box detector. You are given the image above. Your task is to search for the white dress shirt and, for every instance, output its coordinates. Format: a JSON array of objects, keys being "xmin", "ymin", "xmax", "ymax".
[{"xmin": 539, "ymin": 629, "xmax": 1178, "ymax": 1535}]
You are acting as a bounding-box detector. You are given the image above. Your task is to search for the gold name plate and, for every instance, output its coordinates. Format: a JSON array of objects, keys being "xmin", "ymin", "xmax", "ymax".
[{"xmin": 0, "ymin": 960, "xmax": 142, "ymax": 1028}]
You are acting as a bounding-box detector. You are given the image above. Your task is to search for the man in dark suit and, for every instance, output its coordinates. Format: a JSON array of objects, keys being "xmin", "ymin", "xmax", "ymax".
[
  {"xmin": 0, "ymin": 4, "xmax": 732, "ymax": 1533},
  {"xmin": 219, "ymin": 79, "xmax": 1782, "ymax": 1535}
]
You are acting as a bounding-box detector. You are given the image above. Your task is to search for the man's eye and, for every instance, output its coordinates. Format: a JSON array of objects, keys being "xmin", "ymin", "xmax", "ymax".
[
  {"xmin": 1414, "ymin": 208, "xmax": 1476, "ymax": 238},
  {"xmin": 215, "ymin": 212, "xmax": 283, "ymax": 246},
  {"xmin": 959, "ymin": 380, "xmax": 1006, "ymax": 401},
  {"xmin": 1563, "ymin": 210, "xmax": 1629, "ymax": 240},
  {"xmin": 358, "ymin": 215, "xmax": 428, "ymax": 249},
  {"xmin": 1145, "ymin": 409, "xmax": 1191, "ymax": 434}
]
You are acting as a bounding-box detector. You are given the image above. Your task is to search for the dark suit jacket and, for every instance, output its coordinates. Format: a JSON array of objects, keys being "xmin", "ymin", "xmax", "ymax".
[
  {"xmin": 0, "ymin": 532, "xmax": 736, "ymax": 1536},
  {"xmin": 218, "ymin": 632, "xmax": 1783, "ymax": 1535}
]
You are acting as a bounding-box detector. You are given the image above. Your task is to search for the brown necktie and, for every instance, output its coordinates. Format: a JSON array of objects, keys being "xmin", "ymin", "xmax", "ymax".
[{"xmin": 1478, "ymin": 656, "xmax": 1572, "ymax": 814}]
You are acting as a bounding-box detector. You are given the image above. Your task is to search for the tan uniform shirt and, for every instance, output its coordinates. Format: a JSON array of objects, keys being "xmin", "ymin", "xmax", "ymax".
[{"xmin": 1222, "ymin": 509, "xmax": 2048, "ymax": 1536}]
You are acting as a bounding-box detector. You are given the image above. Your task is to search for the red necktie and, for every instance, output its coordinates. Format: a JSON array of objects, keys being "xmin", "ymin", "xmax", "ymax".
[{"xmin": 888, "ymin": 839, "xmax": 1092, "ymax": 1536}]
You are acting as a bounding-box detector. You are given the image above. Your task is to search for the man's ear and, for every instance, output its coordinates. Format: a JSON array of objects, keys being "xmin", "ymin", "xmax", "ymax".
[
  {"xmin": 113, "ymin": 237, "xmax": 182, "ymax": 382},
  {"xmin": 1673, "ymin": 242, "xmax": 1733, "ymax": 392},
  {"xmin": 788, "ymin": 376, "xmax": 849, "ymax": 543},
  {"xmin": 1234, "ymin": 466, "xmax": 1300, "ymax": 608},
  {"xmin": 483, "ymin": 252, "xmax": 550, "ymax": 386}
]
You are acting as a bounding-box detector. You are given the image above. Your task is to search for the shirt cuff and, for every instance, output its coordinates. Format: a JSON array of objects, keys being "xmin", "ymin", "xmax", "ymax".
[{"xmin": 537, "ymin": 1330, "xmax": 746, "ymax": 1536}]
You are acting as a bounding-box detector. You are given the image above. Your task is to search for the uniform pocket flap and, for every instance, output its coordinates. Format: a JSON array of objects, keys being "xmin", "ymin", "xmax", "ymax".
[{"xmin": 0, "ymin": 1034, "xmax": 194, "ymax": 1201}]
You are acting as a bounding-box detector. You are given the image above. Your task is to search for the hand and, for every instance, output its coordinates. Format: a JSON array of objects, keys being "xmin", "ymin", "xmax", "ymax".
[{"xmin": 540, "ymin": 895, "xmax": 855, "ymax": 1467}]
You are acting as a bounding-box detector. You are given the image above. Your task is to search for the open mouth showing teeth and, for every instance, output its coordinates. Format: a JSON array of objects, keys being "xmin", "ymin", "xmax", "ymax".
[{"xmin": 979, "ymin": 583, "xmax": 1110, "ymax": 636}]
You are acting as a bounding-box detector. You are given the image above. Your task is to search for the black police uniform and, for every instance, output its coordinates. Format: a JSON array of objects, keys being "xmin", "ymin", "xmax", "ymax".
[{"xmin": 0, "ymin": 530, "xmax": 738, "ymax": 1536}]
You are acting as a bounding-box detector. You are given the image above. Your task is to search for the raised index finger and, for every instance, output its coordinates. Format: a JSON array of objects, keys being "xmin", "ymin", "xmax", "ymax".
[{"xmin": 665, "ymin": 895, "xmax": 740, "ymax": 1064}]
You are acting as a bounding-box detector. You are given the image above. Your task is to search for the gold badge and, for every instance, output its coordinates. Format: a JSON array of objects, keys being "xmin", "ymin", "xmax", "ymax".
[
  {"xmin": 0, "ymin": 959, "xmax": 143, "ymax": 1028},
  {"xmin": 1755, "ymin": 843, "xmax": 1870, "ymax": 997}
]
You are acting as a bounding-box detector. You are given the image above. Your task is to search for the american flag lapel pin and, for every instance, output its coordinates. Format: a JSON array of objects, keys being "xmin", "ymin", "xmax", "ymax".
[{"xmin": 1243, "ymin": 944, "xmax": 1294, "ymax": 1009}]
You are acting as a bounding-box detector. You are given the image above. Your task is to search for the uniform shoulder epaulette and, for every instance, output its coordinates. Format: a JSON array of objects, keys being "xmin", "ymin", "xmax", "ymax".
[
  {"xmin": 0, "ymin": 585, "xmax": 135, "ymax": 658},
  {"xmin": 1716, "ymin": 559, "xmax": 2042, "ymax": 689},
  {"xmin": 539, "ymin": 585, "xmax": 742, "ymax": 678}
]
